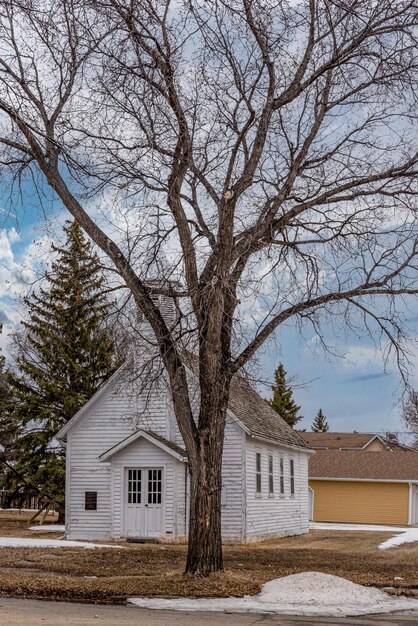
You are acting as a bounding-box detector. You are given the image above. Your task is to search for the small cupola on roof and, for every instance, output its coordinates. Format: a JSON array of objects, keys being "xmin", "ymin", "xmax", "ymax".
[{"xmin": 135, "ymin": 280, "xmax": 182, "ymax": 342}]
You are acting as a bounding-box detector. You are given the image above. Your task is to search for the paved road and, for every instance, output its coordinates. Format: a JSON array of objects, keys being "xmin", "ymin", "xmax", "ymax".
[{"xmin": 0, "ymin": 598, "xmax": 418, "ymax": 626}]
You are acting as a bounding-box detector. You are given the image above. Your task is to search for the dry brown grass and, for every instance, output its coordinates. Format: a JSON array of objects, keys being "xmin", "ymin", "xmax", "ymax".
[
  {"xmin": 0, "ymin": 510, "xmax": 60, "ymax": 538},
  {"xmin": 0, "ymin": 511, "xmax": 417, "ymax": 603}
]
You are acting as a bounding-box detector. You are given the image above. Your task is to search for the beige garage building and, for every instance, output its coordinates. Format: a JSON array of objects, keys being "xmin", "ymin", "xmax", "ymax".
[{"xmin": 300, "ymin": 433, "xmax": 418, "ymax": 526}]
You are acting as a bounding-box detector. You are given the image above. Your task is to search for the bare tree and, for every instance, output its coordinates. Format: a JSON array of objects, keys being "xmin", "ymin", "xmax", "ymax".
[
  {"xmin": 403, "ymin": 390, "xmax": 418, "ymax": 447},
  {"xmin": 0, "ymin": 0, "xmax": 417, "ymax": 574}
]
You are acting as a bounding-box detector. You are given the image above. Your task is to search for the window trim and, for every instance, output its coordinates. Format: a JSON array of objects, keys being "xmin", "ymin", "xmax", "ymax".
[
  {"xmin": 289, "ymin": 458, "xmax": 295, "ymax": 497},
  {"xmin": 279, "ymin": 455, "xmax": 285, "ymax": 497},
  {"xmin": 255, "ymin": 450, "xmax": 262, "ymax": 496},
  {"xmin": 127, "ymin": 468, "xmax": 142, "ymax": 504},
  {"xmin": 268, "ymin": 452, "xmax": 274, "ymax": 497}
]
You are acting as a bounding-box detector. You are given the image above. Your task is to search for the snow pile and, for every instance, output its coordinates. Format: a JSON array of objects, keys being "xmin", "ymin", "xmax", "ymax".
[
  {"xmin": 129, "ymin": 572, "xmax": 418, "ymax": 616},
  {"xmin": 259, "ymin": 572, "xmax": 389, "ymax": 606},
  {"xmin": 379, "ymin": 528, "xmax": 418, "ymax": 550},
  {"xmin": 0, "ymin": 537, "xmax": 123, "ymax": 549}
]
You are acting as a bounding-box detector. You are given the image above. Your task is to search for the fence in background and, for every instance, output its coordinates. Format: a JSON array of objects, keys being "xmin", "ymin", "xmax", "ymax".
[{"xmin": 0, "ymin": 490, "xmax": 43, "ymax": 510}]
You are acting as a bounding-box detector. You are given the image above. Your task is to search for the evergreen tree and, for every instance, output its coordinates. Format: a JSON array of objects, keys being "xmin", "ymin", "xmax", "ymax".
[
  {"xmin": 0, "ymin": 324, "xmax": 21, "ymax": 505},
  {"xmin": 311, "ymin": 408, "xmax": 329, "ymax": 432},
  {"xmin": 0, "ymin": 324, "xmax": 17, "ymax": 453},
  {"xmin": 7, "ymin": 221, "xmax": 118, "ymax": 515},
  {"xmin": 269, "ymin": 363, "xmax": 303, "ymax": 428}
]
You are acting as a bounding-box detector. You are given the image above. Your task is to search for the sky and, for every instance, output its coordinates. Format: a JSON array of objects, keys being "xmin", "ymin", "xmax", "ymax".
[{"xmin": 1, "ymin": 194, "xmax": 417, "ymax": 441}]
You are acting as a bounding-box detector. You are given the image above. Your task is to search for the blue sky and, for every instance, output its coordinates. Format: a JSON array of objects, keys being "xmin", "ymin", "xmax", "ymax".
[{"xmin": 0, "ymin": 191, "xmax": 416, "ymax": 439}]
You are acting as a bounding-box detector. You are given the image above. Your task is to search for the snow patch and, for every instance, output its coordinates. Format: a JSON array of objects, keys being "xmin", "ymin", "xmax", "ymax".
[
  {"xmin": 0, "ymin": 537, "xmax": 123, "ymax": 549},
  {"xmin": 29, "ymin": 525, "xmax": 66, "ymax": 532},
  {"xmin": 309, "ymin": 522, "xmax": 418, "ymax": 551},
  {"xmin": 379, "ymin": 529, "xmax": 418, "ymax": 550},
  {"xmin": 128, "ymin": 572, "xmax": 418, "ymax": 617}
]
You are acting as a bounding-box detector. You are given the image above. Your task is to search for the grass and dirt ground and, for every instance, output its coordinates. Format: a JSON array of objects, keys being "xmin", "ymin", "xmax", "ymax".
[{"xmin": 0, "ymin": 510, "xmax": 417, "ymax": 604}]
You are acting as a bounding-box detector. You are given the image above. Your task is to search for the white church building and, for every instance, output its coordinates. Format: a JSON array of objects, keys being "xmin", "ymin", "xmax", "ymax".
[{"xmin": 57, "ymin": 299, "xmax": 311, "ymax": 543}]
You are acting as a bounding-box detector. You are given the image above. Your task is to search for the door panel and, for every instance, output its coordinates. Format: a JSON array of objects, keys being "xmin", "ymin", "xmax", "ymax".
[
  {"xmin": 124, "ymin": 467, "xmax": 164, "ymax": 537},
  {"xmin": 125, "ymin": 469, "xmax": 144, "ymax": 536},
  {"xmin": 145, "ymin": 469, "xmax": 163, "ymax": 536}
]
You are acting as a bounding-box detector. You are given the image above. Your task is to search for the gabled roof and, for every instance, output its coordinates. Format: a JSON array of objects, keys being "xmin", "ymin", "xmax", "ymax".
[
  {"xmin": 310, "ymin": 449, "xmax": 418, "ymax": 481},
  {"xmin": 299, "ymin": 431, "xmax": 408, "ymax": 451},
  {"xmin": 181, "ymin": 352, "xmax": 309, "ymax": 450},
  {"xmin": 99, "ymin": 429, "xmax": 187, "ymax": 462},
  {"xmin": 227, "ymin": 376, "xmax": 309, "ymax": 449},
  {"xmin": 56, "ymin": 360, "xmax": 132, "ymax": 440},
  {"xmin": 58, "ymin": 352, "xmax": 309, "ymax": 452}
]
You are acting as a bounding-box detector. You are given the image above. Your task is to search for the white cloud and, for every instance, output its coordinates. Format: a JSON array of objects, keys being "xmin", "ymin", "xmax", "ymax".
[
  {"xmin": 0, "ymin": 229, "xmax": 14, "ymax": 262},
  {"xmin": 8, "ymin": 227, "xmax": 20, "ymax": 243},
  {"xmin": 343, "ymin": 345, "xmax": 385, "ymax": 371}
]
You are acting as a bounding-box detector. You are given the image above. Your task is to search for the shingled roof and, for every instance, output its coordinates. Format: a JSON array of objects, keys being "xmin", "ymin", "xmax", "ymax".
[
  {"xmin": 300, "ymin": 432, "xmax": 375, "ymax": 449},
  {"xmin": 181, "ymin": 352, "xmax": 308, "ymax": 450},
  {"xmin": 310, "ymin": 449, "xmax": 418, "ymax": 481},
  {"xmin": 142, "ymin": 430, "xmax": 186, "ymax": 458},
  {"xmin": 299, "ymin": 431, "xmax": 410, "ymax": 451},
  {"xmin": 58, "ymin": 352, "xmax": 310, "ymax": 451},
  {"xmin": 226, "ymin": 376, "xmax": 309, "ymax": 449}
]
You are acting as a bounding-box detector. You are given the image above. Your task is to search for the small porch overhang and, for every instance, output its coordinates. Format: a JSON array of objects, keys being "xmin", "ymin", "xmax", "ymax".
[{"xmin": 99, "ymin": 429, "xmax": 187, "ymax": 463}]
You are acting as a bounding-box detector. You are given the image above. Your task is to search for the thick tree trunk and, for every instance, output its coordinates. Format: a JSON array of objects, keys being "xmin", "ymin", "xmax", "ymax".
[
  {"xmin": 184, "ymin": 363, "xmax": 230, "ymax": 576},
  {"xmin": 183, "ymin": 279, "xmax": 234, "ymax": 575},
  {"xmin": 185, "ymin": 435, "xmax": 224, "ymax": 575}
]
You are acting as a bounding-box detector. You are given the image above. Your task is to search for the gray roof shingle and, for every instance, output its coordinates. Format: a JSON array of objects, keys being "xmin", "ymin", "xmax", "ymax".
[
  {"xmin": 300, "ymin": 431, "xmax": 410, "ymax": 452},
  {"xmin": 142, "ymin": 429, "xmax": 187, "ymax": 458},
  {"xmin": 310, "ymin": 449, "xmax": 418, "ymax": 481},
  {"xmin": 183, "ymin": 352, "xmax": 309, "ymax": 450},
  {"xmin": 227, "ymin": 376, "xmax": 309, "ymax": 449}
]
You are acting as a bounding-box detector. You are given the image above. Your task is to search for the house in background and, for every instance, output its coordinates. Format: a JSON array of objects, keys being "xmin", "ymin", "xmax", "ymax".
[
  {"xmin": 57, "ymin": 296, "xmax": 311, "ymax": 543},
  {"xmin": 300, "ymin": 432, "xmax": 418, "ymax": 526}
]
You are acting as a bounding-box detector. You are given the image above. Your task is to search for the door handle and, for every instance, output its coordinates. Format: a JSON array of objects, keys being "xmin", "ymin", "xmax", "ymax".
[{"xmin": 145, "ymin": 504, "xmax": 148, "ymax": 507}]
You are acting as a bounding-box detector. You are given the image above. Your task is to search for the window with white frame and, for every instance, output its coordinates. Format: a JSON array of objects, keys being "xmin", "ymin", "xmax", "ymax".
[
  {"xmin": 255, "ymin": 451, "xmax": 262, "ymax": 495},
  {"xmin": 279, "ymin": 456, "xmax": 285, "ymax": 495},
  {"xmin": 268, "ymin": 453, "xmax": 274, "ymax": 496},
  {"xmin": 290, "ymin": 458, "xmax": 295, "ymax": 496}
]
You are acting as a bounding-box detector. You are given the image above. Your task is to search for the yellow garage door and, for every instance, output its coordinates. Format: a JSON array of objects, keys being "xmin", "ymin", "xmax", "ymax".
[{"xmin": 310, "ymin": 480, "xmax": 409, "ymax": 525}]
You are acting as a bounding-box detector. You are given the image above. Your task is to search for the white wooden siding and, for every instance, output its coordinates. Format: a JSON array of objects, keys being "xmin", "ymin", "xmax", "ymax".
[
  {"xmin": 109, "ymin": 437, "xmax": 184, "ymax": 539},
  {"xmin": 65, "ymin": 351, "xmax": 309, "ymax": 542},
  {"xmin": 65, "ymin": 370, "xmax": 170, "ymax": 540},
  {"xmin": 245, "ymin": 438, "xmax": 310, "ymax": 540},
  {"xmin": 220, "ymin": 415, "xmax": 246, "ymax": 542}
]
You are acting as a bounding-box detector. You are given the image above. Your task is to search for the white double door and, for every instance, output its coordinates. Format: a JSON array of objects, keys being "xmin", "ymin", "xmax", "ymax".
[{"xmin": 124, "ymin": 467, "xmax": 164, "ymax": 538}]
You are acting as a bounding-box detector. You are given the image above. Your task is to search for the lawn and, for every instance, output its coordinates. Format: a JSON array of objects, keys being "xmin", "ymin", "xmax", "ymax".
[{"xmin": 0, "ymin": 510, "xmax": 417, "ymax": 603}]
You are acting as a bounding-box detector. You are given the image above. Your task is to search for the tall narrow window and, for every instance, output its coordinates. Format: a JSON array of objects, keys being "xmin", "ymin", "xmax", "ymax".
[
  {"xmin": 127, "ymin": 469, "xmax": 142, "ymax": 504},
  {"xmin": 290, "ymin": 459, "xmax": 295, "ymax": 496},
  {"xmin": 268, "ymin": 454, "xmax": 274, "ymax": 496},
  {"xmin": 148, "ymin": 469, "xmax": 162, "ymax": 504},
  {"xmin": 279, "ymin": 457, "xmax": 285, "ymax": 496},
  {"xmin": 255, "ymin": 452, "xmax": 262, "ymax": 495}
]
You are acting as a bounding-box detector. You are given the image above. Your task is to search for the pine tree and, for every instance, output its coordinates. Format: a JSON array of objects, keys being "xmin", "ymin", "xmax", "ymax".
[
  {"xmin": 0, "ymin": 325, "xmax": 18, "ymax": 453},
  {"xmin": 8, "ymin": 221, "xmax": 118, "ymax": 516},
  {"xmin": 0, "ymin": 325, "xmax": 21, "ymax": 505},
  {"xmin": 269, "ymin": 363, "xmax": 303, "ymax": 428},
  {"xmin": 312, "ymin": 408, "xmax": 329, "ymax": 432}
]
